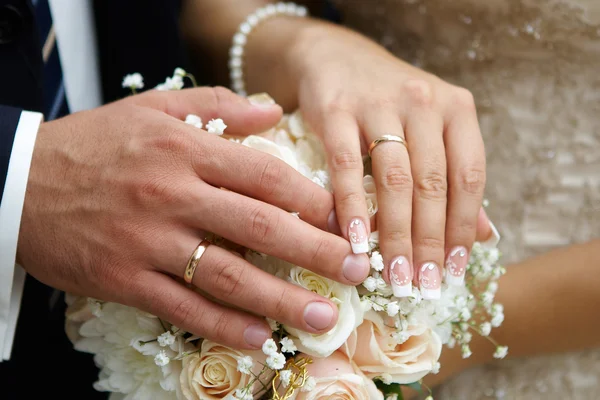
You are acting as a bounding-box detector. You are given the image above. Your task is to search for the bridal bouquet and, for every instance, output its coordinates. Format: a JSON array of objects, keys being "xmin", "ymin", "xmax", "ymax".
[{"xmin": 64, "ymin": 70, "xmax": 507, "ymax": 400}]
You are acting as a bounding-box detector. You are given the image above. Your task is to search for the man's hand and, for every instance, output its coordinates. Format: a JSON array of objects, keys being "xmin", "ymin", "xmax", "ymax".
[{"xmin": 17, "ymin": 87, "xmax": 370, "ymax": 349}]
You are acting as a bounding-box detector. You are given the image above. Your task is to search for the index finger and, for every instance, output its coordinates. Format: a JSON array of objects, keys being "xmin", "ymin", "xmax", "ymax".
[{"xmin": 193, "ymin": 132, "xmax": 335, "ymax": 232}]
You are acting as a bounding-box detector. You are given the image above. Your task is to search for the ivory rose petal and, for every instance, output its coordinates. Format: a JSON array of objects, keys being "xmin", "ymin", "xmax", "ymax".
[
  {"xmin": 180, "ymin": 340, "xmax": 273, "ymax": 400},
  {"xmin": 344, "ymin": 311, "xmax": 442, "ymax": 384}
]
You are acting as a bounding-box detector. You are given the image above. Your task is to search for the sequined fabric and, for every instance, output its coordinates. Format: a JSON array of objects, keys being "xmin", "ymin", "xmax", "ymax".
[{"xmin": 333, "ymin": 0, "xmax": 600, "ymax": 398}]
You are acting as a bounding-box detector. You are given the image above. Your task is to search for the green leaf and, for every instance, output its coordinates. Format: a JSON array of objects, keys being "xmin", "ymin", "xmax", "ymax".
[{"xmin": 374, "ymin": 381, "xmax": 404, "ymax": 400}]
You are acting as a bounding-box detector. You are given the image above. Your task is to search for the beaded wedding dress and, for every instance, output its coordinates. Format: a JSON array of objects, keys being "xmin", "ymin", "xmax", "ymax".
[{"xmin": 333, "ymin": 0, "xmax": 600, "ymax": 398}]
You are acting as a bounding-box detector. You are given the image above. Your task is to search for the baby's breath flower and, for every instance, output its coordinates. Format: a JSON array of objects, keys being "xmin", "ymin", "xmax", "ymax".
[
  {"xmin": 461, "ymin": 344, "xmax": 472, "ymax": 359},
  {"xmin": 479, "ymin": 322, "xmax": 492, "ymax": 336},
  {"xmin": 174, "ymin": 67, "xmax": 186, "ymax": 77},
  {"xmin": 370, "ymin": 251, "xmax": 384, "ymax": 271},
  {"xmin": 154, "ymin": 350, "xmax": 170, "ymax": 366},
  {"xmin": 157, "ymin": 331, "xmax": 175, "ymax": 347},
  {"xmin": 494, "ymin": 346, "xmax": 509, "ymax": 359},
  {"xmin": 459, "ymin": 322, "xmax": 469, "ymax": 332},
  {"xmin": 431, "ymin": 361, "xmax": 441, "ymax": 374},
  {"xmin": 206, "ymin": 118, "xmax": 227, "ymax": 135},
  {"xmin": 392, "ymin": 331, "xmax": 410, "ymax": 344},
  {"xmin": 262, "ymin": 338, "xmax": 278, "ymax": 356},
  {"xmin": 279, "ymin": 369, "xmax": 293, "ymax": 387},
  {"xmin": 87, "ymin": 298, "xmax": 103, "ymax": 317},
  {"xmin": 237, "ymin": 355, "xmax": 254, "ymax": 375},
  {"xmin": 380, "ymin": 373, "xmax": 393, "ymax": 384},
  {"xmin": 459, "ymin": 307, "xmax": 472, "ymax": 321},
  {"xmin": 234, "ymin": 388, "xmax": 253, "ymax": 400},
  {"xmin": 425, "ymin": 396, "xmax": 434, "ymax": 400},
  {"xmin": 386, "ymin": 394, "xmax": 399, "ymax": 400},
  {"xmin": 302, "ymin": 376, "xmax": 317, "ymax": 392},
  {"xmin": 267, "ymin": 318, "xmax": 279, "ymax": 332},
  {"xmin": 487, "ymin": 281, "xmax": 499, "ymax": 294},
  {"xmin": 280, "ymin": 337, "xmax": 297, "ymax": 354},
  {"xmin": 363, "ymin": 276, "xmax": 378, "ymax": 292},
  {"xmin": 482, "ymin": 291, "xmax": 495, "ymax": 307},
  {"xmin": 266, "ymin": 352, "xmax": 286, "ymax": 370},
  {"xmin": 386, "ymin": 301, "xmax": 400, "ymax": 317},
  {"xmin": 185, "ymin": 114, "xmax": 203, "ymax": 129},
  {"xmin": 122, "ymin": 73, "xmax": 144, "ymax": 89},
  {"xmin": 462, "ymin": 331, "xmax": 473, "ymax": 344}
]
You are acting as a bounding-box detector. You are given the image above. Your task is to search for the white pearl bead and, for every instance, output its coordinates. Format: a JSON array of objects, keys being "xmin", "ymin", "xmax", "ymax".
[
  {"xmin": 240, "ymin": 22, "xmax": 251, "ymax": 34},
  {"xmin": 276, "ymin": 3, "xmax": 287, "ymax": 13},
  {"xmin": 256, "ymin": 8, "xmax": 267, "ymax": 19},
  {"xmin": 233, "ymin": 33, "xmax": 247, "ymax": 46},
  {"xmin": 297, "ymin": 6, "xmax": 307, "ymax": 17},
  {"xmin": 230, "ymin": 67, "xmax": 243, "ymax": 80},
  {"xmin": 230, "ymin": 45, "xmax": 243, "ymax": 57},
  {"xmin": 285, "ymin": 3, "xmax": 296, "ymax": 14},
  {"xmin": 265, "ymin": 4, "xmax": 276, "ymax": 15},
  {"xmin": 233, "ymin": 80, "xmax": 245, "ymax": 92},
  {"xmin": 229, "ymin": 57, "xmax": 242, "ymax": 69},
  {"xmin": 247, "ymin": 14, "xmax": 259, "ymax": 26}
]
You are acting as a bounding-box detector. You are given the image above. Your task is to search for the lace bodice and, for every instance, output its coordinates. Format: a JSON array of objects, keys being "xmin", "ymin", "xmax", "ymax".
[{"xmin": 333, "ymin": 0, "xmax": 600, "ymax": 398}]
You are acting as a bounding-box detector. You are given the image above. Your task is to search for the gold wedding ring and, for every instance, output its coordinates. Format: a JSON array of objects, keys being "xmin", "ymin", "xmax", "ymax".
[
  {"xmin": 368, "ymin": 135, "xmax": 408, "ymax": 157},
  {"xmin": 184, "ymin": 240, "xmax": 211, "ymax": 284}
]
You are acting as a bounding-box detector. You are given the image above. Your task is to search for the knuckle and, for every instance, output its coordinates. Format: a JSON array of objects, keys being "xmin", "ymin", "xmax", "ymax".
[
  {"xmin": 255, "ymin": 157, "xmax": 287, "ymax": 197},
  {"xmin": 382, "ymin": 229, "xmax": 411, "ymax": 246},
  {"xmin": 170, "ymin": 297, "xmax": 200, "ymax": 327},
  {"xmin": 213, "ymin": 260, "xmax": 246, "ymax": 298},
  {"xmin": 336, "ymin": 190, "xmax": 364, "ymax": 207},
  {"xmin": 206, "ymin": 86, "xmax": 234, "ymax": 115},
  {"xmin": 403, "ymin": 79, "xmax": 434, "ymax": 107},
  {"xmin": 415, "ymin": 170, "xmax": 448, "ymax": 200},
  {"xmin": 451, "ymin": 86, "xmax": 477, "ymax": 111},
  {"xmin": 309, "ymin": 237, "xmax": 331, "ymax": 267},
  {"xmin": 270, "ymin": 286, "xmax": 291, "ymax": 321},
  {"xmin": 212, "ymin": 311, "xmax": 233, "ymax": 341},
  {"xmin": 246, "ymin": 206, "xmax": 279, "ymax": 247},
  {"xmin": 457, "ymin": 166, "xmax": 486, "ymax": 196},
  {"xmin": 330, "ymin": 150, "xmax": 362, "ymax": 172},
  {"xmin": 415, "ymin": 235, "xmax": 445, "ymax": 251},
  {"xmin": 381, "ymin": 165, "xmax": 413, "ymax": 193}
]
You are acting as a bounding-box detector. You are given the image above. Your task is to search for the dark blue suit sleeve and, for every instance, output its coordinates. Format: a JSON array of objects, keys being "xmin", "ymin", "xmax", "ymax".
[{"xmin": 0, "ymin": 106, "xmax": 22, "ymax": 206}]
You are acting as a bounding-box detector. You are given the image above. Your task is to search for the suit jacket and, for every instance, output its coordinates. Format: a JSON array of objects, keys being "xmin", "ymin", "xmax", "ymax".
[{"xmin": 0, "ymin": 1, "xmax": 191, "ymax": 398}]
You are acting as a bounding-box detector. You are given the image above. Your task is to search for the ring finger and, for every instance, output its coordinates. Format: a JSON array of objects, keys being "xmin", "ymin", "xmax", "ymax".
[
  {"xmin": 362, "ymin": 111, "xmax": 414, "ymax": 297},
  {"xmin": 163, "ymin": 234, "xmax": 339, "ymax": 335}
]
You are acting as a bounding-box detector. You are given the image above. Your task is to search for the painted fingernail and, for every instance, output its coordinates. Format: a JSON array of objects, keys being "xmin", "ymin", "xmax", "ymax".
[
  {"xmin": 445, "ymin": 246, "xmax": 468, "ymax": 286},
  {"xmin": 482, "ymin": 220, "xmax": 501, "ymax": 249},
  {"xmin": 342, "ymin": 254, "xmax": 370, "ymax": 283},
  {"xmin": 419, "ymin": 262, "xmax": 441, "ymax": 300},
  {"xmin": 348, "ymin": 218, "xmax": 369, "ymax": 254},
  {"xmin": 304, "ymin": 301, "xmax": 335, "ymax": 331},
  {"xmin": 247, "ymin": 92, "xmax": 276, "ymax": 107},
  {"xmin": 328, "ymin": 209, "xmax": 342, "ymax": 235},
  {"xmin": 244, "ymin": 323, "xmax": 272, "ymax": 349},
  {"xmin": 390, "ymin": 256, "xmax": 412, "ymax": 297}
]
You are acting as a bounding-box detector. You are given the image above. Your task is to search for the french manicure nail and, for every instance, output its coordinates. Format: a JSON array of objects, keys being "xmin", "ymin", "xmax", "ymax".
[
  {"xmin": 348, "ymin": 218, "xmax": 369, "ymax": 254},
  {"xmin": 304, "ymin": 302, "xmax": 335, "ymax": 331},
  {"xmin": 419, "ymin": 262, "xmax": 441, "ymax": 300},
  {"xmin": 342, "ymin": 254, "xmax": 370, "ymax": 283},
  {"xmin": 390, "ymin": 256, "xmax": 412, "ymax": 297},
  {"xmin": 445, "ymin": 246, "xmax": 468, "ymax": 286},
  {"xmin": 247, "ymin": 92, "xmax": 276, "ymax": 107},
  {"xmin": 482, "ymin": 220, "xmax": 501, "ymax": 249},
  {"xmin": 244, "ymin": 324, "xmax": 272, "ymax": 349}
]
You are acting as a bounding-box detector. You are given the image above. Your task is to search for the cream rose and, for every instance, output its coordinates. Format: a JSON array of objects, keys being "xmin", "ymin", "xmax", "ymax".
[
  {"xmin": 285, "ymin": 267, "xmax": 364, "ymax": 358},
  {"xmin": 342, "ymin": 311, "xmax": 442, "ymax": 384},
  {"xmin": 180, "ymin": 340, "xmax": 273, "ymax": 400},
  {"xmin": 241, "ymin": 135, "xmax": 299, "ymax": 170},
  {"xmin": 288, "ymin": 351, "xmax": 383, "ymax": 400}
]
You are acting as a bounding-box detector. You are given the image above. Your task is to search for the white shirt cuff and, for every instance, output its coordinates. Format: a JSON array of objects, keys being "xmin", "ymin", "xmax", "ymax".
[{"xmin": 0, "ymin": 111, "xmax": 43, "ymax": 361}]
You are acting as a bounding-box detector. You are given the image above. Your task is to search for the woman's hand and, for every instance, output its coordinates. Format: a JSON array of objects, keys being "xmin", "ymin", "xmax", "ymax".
[{"xmin": 287, "ymin": 24, "xmax": 488, "ymax": 298}]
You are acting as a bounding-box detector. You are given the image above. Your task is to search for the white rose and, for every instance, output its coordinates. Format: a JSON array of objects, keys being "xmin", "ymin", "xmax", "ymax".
[
  {"xmin": 285, "ymin": 267, "xmax": 363, "ymax": 358},
  {"xmin": 180, "ymin": 340, "xmax": 273, "ymax": 400},
  {"xmin": 241, "ymin": 135, "xmax": 299, "ymax": 170},
  {"xmin": 287, "ymin": 351, "xmax": 383, "ymax": 400},
  {"xmin": 342, "ymin": 311, "xmax": 442, "ymax": 384}
]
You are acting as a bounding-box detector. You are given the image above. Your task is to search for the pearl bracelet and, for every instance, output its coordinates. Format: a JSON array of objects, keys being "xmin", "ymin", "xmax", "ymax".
[{"xmin": 229, "ymin": 2, "xmax": 309, "ymax": 97}]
